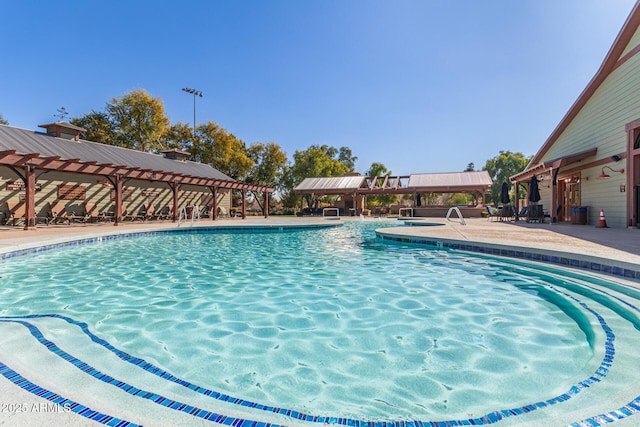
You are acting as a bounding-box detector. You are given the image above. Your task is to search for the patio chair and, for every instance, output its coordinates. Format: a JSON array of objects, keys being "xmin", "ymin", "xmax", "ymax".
[
  {"xmin": 200, "ymin": 205, "xmax": 211, "ymax": 218},
  {"xmin": 515, "ymin": 206, "xmax": 528, "ymax": 221},
  {"xmin": 7, "ymin": 200, "xmax": 26, "ymax": 226},
  {"xmin": 66, "ymin": 204, "xmax": 88, "ymax": 224},
  {"xmin": 486, "ymin": 206, "xmax": 499, "ymax": 222},
  {"xmin": 122, "ymin": 204, "xmax": 145, "ymax": 221},
  {"xmin": 49, "ymin": 201, "xmax": 70, "ymax": 224},
  {"xmin": 84, "ymin": 202, "xmax": 102, "ymax": 223},
  {"xmin": 217, "ymin": 206, "xmax": 230, "ymax": 218},
  {"xmin": 142, "ymin": 204, "xmax": 157, "ymax": 221},
  {"xmin": 5, "ymin": 201, "xmax": 49, "ymax": 226},
  {"xmin": 500, "ymin": 205, "xmax": 516, "ymax": 221},
  {"xmin": 526, "ymin": 204, "xmax": 545, "ymax": 223},
  {"xmin": 156, "ymin": 206, "xmax": 171, "ymax": 221}
]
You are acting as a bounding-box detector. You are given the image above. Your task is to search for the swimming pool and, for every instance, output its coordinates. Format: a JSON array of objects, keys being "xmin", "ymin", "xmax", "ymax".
[{"xmin": 0, "ymin": 220, "xmax": 638, "ymax": 426}]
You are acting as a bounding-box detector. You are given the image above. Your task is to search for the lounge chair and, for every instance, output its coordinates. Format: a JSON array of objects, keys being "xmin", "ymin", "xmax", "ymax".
[
  {"xmin": 526, "ymin": 204, "xmax": 544, "ymax": 223},
  {"xmin": 486, "ymin": 206, "xmax": 499, "ymax": 222},
  {"xmin": 217, "ymin": 206, "xmax": 230, "ymax": 218},
  {"xmin": 155, "ymin": 206, "xmax": 171, "ymax": 221},
  {"xmin": 84, "ymin": 202, "xmax": 103, "ymax": 223},
  {"xmin": 122, "ymin": 204, "xmax": 145, "ymax": 221},
  {"xmin": 66, "ymin": 204, "xmax": 88, "ymax": 224},
  {"xmin": 200, "ymin": 205, "xmax": 211, "ymax": 218},
  {"xmin": 6, "ymin": 201, "xmax": 49, "ymax": 226},
  {"xmin": 50, "ymin": 201, "xmax": 70, "ymax": 224},
  {"xmin": 515, "ymin": 206, "xmax": 528, "ymax": 221},
  {"xmin": 7, "ymin": 200, "xmax": 26, "ymax": 226},
  {"xmin": 500, "ymin": 205, "xmax": 515, "ymax": 221},
  {"xmin": 141, "ymin": 204, "xmax": 156, "ymax": 221}
]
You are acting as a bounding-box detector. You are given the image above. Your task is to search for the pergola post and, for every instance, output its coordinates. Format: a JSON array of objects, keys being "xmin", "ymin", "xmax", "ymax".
[
  {"xmin": 211, "ymin": 186, "xmax": 218, "ymax": 220},
  {"xmin": 264, "ymin": 191, "xmax": 269, "ymax": 218},
  {"xmin": 24, "ymin": 164, "xmax": 36, "ymax": 230},
  {"xmin": 114, "ymin": 174, "xmax": 123, "ymax": 226},
  {"xmin": 241, "ymin": 189, "xmax": 247, "ymax": 219},
  {"xmin": 171, "ymin": 181, "xmax": 180, "ymax": 222}
]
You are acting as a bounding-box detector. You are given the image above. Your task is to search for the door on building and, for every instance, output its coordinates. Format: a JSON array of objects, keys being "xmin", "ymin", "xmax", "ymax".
[{"xmin": 559, "ymin": 174, "xmax": 581, "ymax": 222}]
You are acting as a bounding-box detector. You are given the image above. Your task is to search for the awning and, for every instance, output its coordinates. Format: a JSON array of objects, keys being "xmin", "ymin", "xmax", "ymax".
[{"xmin": 510, "ymin": 148, "xmax": 597, "ymax": 182}]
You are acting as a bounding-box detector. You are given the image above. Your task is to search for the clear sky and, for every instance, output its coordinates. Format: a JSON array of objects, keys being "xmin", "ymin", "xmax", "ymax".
[{"xmin": 0, "ymin": 0, "xmax": 636, "ymax": 176}]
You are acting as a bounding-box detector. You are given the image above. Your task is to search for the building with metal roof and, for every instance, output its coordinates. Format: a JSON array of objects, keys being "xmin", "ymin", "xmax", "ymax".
[
  {"xmin": 0, "ymin": 122, "xmax": 273, "ymax": 229},
  {"xmin": 295, "ymin": 171, "xmax": 492, "ymax": 216}
]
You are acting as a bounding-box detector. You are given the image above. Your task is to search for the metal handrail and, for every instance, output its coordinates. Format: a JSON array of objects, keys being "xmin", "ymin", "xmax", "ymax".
[
  {"xmin": 178, "ymin": 205, "xmax": 201, "ymax": 227},
  {"xmin": 446, "ymin": 206, "xmax": 466, "ymax": 225}
]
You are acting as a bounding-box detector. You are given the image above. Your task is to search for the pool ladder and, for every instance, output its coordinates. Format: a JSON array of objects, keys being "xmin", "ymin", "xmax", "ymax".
[{"xmin": 178, "ymin": 206, "xmax": 201, "ymax": 227}]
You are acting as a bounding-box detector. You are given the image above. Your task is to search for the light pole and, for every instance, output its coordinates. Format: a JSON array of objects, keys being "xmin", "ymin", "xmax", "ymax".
[{"xmin": 181, "ymin": 87, "xmax": 203, "ymax": 135}]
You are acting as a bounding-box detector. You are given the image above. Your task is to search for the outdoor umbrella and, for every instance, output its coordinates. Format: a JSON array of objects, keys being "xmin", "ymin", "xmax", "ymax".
[
  {"xmin": 529, "ymin": 176, "xmax": 541, "ymax": 203},
  {"xmin": 500, "ymin": 182, "xmax": 510, "ymax": 204}
]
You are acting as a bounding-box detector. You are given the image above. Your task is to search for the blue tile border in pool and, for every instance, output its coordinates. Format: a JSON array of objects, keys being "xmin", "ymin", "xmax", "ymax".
[
  {"xmin": 0, "ymin": 223, "xmax": 341, "ymax": 261},
  {"xmin": 0, "ymin": 279, "xmax": 632, "ymax": 427},
  {"xmin": 375, "ymin": 232, "xmax": 640, "ymax": 281},
  {"xmin": 0, "ymin": 360, "xmax": 137, "ymax": 427}
]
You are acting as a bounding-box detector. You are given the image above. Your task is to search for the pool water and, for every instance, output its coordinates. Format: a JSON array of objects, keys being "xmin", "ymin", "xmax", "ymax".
[{"xmin": 0, "ymin": 220, "xmax": 639, "ymax": 426}]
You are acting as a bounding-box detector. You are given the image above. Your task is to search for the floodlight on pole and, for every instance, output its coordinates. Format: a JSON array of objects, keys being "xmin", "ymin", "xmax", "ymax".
[{"xmin": 181, "ymin": 87, "xmax": 203, "ymax": 135}]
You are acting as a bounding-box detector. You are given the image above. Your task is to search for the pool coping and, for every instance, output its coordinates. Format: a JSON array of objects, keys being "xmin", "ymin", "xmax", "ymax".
[{"xmin": 375, "ymin": 228, "xmax": 640, "ymax": 282}]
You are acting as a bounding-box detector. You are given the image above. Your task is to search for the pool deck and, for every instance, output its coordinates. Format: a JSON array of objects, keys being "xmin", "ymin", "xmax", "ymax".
[{"xmin": 1, "ymin": 215, "xmax": 639, "ymax": 426}]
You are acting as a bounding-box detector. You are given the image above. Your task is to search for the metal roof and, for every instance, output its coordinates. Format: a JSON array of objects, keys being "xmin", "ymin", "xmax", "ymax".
[
  {"xmin": 295, "ymin": 176, "xmax": 367, "ymax": 192},
  {"xmin": 408, "ymin": 171, "xmax": 493, "ymax": 190},
  {"xmin": 0, "ymin": 125, "xmax": 233, "ymax": 181},
  {"xmin": 295, "ymin": 171, "xmax": 492, "ymax": 194}
]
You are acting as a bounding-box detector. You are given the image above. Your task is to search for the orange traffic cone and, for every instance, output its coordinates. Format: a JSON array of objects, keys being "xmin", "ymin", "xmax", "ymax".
[{"xmin": 597, "ymin": 209, "xmax": 608, "ymax": 228}]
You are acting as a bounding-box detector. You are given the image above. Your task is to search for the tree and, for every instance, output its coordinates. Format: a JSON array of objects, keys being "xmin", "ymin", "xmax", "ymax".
[
  {"xmin": 246, "ymin": 142, "xmax": 288, "ymax": 187},
  {"xmin": 106, "ymin": 89, "xmax": 169, "ymax": 152},
  {"xmin": 483, "ymin": 151, "xmax": 531, "ymax": 205},
  {"xmin": 0, "ymin": 114, "xmax": 8, "ymax": 125},
  {"xmin": 338, "ymin": 147, "xmax": 358, "ymax": 173},
  {"xmin": 290, "ymin": 145, "xmax": 351, "ymax": 179},
  {"xmin": 162, "ymin": 122, "xmax": 194, "ymax": 152},
  {"xmin": 465, "ymin": 162, "xmax": 475, "ymax": 172},
  {"xmin": 192, "ymin": 121, "xmax": 254, "ymax": 180},
  {"xmin": 245, "ymin": 142, "xmax": 288, "ymax": 211},
  {"xmin": 365, "ymin": 162, "xmax": 397, "ymax": 209},
  {"xmin": 71, "ymin": 111, "xmax": 116, "ymax": 145},
  {"xmin": 288, "ymin": 145, "xmax": 353, "ymax": 208}
]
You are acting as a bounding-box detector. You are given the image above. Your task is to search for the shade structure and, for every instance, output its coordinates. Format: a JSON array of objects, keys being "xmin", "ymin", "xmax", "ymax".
[
  {"xmin": 500, "ymin": 182, "xmax": 510, "ymax": 204},
  {"xmin": 529, "ymin": 176, "xmax": 541, "ymax": 203}
]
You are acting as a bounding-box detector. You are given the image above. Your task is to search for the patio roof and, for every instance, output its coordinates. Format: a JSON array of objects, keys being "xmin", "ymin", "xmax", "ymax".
[
  {"xmin": 510, "ymin": 148, "xmax": 598, "ymax": 183},
  {"xmin": 0, "ymin": 124, "xmax": 272, "ymax": 192},
  {"xmin": 407, "ymin": 171, "xmax": 492, "ymax": 193},
  {"xmin": 295, "ymin": 171, "xmax": 492, "ymax": 195},
  {"xmin": 295, "ymin": 176, "xmax": 367, "ymax": 193}
]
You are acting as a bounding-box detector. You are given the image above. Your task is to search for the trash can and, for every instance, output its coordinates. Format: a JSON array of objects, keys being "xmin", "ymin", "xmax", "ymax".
[{"xmin": 571, "ymin": 207, "xmax": 588, "ymax": 225}]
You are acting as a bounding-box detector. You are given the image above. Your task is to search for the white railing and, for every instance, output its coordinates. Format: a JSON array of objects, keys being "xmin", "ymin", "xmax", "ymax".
[
  {"xmin": 178, "ymin": 205, "xmax": 201, "ymax": 227},
  {"xmin": 446, "ymin": 206, "xmax": 466, "ymax": 225}
]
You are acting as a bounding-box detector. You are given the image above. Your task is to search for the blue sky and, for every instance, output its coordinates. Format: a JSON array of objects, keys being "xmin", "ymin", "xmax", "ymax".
[{"xmin": 0, "ymin": 0, "xmax": 636, "ymax": 176}]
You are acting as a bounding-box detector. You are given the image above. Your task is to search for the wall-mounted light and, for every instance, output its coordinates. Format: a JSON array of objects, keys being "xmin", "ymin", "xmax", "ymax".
[{"xmin": 597, "ymin": 166, "xmax": 625, "ymax": 179}]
